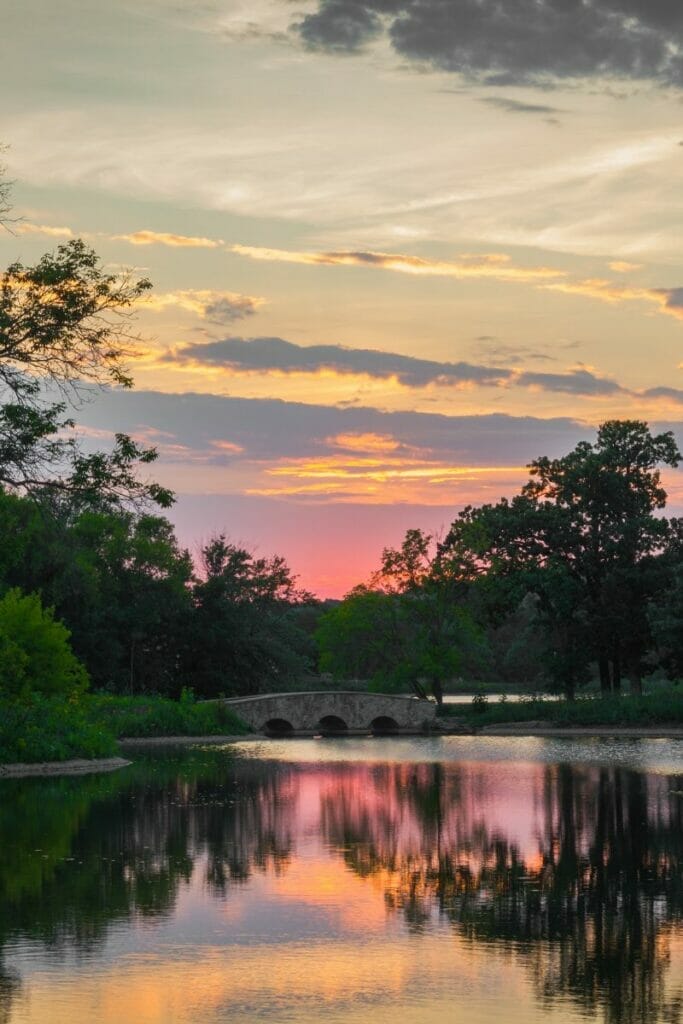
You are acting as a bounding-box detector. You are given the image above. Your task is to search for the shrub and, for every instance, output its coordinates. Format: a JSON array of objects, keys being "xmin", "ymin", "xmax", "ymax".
[
  {"xmin": 88, "ymin": 695, "xmax": 250, "ymax": 738},
  {"xmin": 0, "ymin": 695, "xmax": 115, "ymax": 763},
  {"xmin": 0, "ymin": 589, "xmax": 89, "ymax": 700}
]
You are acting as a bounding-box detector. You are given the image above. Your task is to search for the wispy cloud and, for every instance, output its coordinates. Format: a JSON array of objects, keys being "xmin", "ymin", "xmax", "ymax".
[
  {"xmin": 326, "ymin": 432, "xmax": 404, "ymax": 454},
  {"xmin": 12, "ymin": 221, "xmax": 224, "ymax": 250},
  {"xmin": 231, "ymin": 243, "xmax": 564, "ymax": 283},
  {"xmin": 516, "ymin": 368, "xmax": 624, "ymax": 397},
  {"xmin": 14, "ymin": 222, "xmax": 74, "ymax": 238},
  {"xmin": 231, "ymin": 243, "xmax": 683, "ymax": 325},
  {"xmin": 479, "ymin": 97, "xmax": 564, "ymax": 116},
  {"xmin": 141, "ymin": 289, "xmax": 265, "ymax": 322},
  {"xmin": 113, "ymin": 229, "xmax": 224, "ymax": 248},
  {"xmin": 161, "ymin": 336, "xmax": 632, "ymax": 399},
  {"xmin": 609, "ymin": 260, "xmax": 642, "ymax": 274},
  {"xmin": 163, "ymin": 336, "xmax": 512, "ymax": 387},
  {"xmin": 542, "ymin": 278, "xmax": 683, "ymax": 321},
  {"xmin": 249, "ymin": 453, "xmax": 530, "ymax": 502}
]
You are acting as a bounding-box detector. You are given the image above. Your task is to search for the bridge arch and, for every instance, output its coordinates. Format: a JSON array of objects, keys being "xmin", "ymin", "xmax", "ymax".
[
  {"xmin": 262, "ymin": 717, "xmax": 294, "ymax": 736},
  {"xmin": 317, "ymin": 714, "xmax": 348, "ymax": 735},
  {"xmin": 370, "ymin": 715, "xmax": 400, "ymax": 735}
]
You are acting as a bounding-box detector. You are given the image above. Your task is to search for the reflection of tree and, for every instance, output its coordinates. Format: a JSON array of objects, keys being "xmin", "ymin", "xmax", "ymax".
[
  {"xmin": 0, "ymin": 751, "xmax": 297, "ymax": 956},
  {"xmin": 0, "ymin": 966, "xmax": 20, "ymax": 1024},
  {"xmin": 5, "ymin": 748, "xmax": 683, "ymax": 1024},
  {"xmin": 320, "ymin": 761, "xmax": 683, "ymax": 1024}
]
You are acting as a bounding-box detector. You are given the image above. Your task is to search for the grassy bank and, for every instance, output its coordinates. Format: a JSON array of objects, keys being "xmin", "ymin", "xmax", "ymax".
[
  {"xmin": 0, "ymin": 694, "xmax": 250, "ymax": 765},
  {"xmin": 88, "ymin": 694, "xmax": 250, "ymax": 740},
  {"xmin": 0, "ymin": 696, "xmax": 117, "ymax": 764},
  {"xmin": 438, "ymin": 688, "xmax": 683, "ymax": 728}
]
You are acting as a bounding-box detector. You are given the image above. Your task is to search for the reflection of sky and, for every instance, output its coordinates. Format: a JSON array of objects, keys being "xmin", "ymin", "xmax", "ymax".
[
  {"xmin": 6, "ymin": 741, "xmax": 683, "ymax": 1022},
  {"xmin": 229, "ymin": 734, "xmax": 683, "ymax": 774}
]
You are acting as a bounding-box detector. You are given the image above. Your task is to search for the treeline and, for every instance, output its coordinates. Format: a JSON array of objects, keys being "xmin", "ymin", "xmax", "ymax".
[
  {"xmin": 317, "ymin": 420, "xmax": 683, "ymax": 702},
  {"xmin": 0, "ymin": 491, "xmax": 319, "ymax": 698}
]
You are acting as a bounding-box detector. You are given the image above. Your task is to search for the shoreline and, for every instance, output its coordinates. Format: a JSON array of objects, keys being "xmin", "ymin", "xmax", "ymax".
[
  {"xmin": 4, "ymin": 726, "xmax": 683, "ymax": 778},
  {"xmin": 0, "ymin": 756, "xmax": 132, "ymax": 779},
  {"xmin": 118, "ymin": 734, "xmax": 259, "ymax": 747},
  {"xmin": 477, "ymin": 725, "xmax": 683, "ymax": 738}
]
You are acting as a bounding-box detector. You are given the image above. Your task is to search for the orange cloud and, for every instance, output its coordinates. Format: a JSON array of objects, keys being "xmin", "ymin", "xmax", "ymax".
[
  {"xmin": 327, "ymin": 432, "xmax": 403, "ymax": 453},
  {"xmin": 541, "ymin": 278, "xmax": 683, "ymax": 321},
  {"xmin": 15, "ymin": 222, "xmax": 74, "ymax": 238},
  {"xmin": 249, "ymin": 453, "xmax": 529, "ymax": 503},
  {"xmin": 209, "ymin": 438, "xmax": 245, "ymax": 454},
  {"xmin": 609, "ymin": 260, "xmax": 642, "ymax": 273},
  {"xmin": 231, "ymin": 243, "xmax": 565, "ymax": 284},
  {"xmin": 231, "ymin": 243, "xmax": 683, "ymax": 326},
  {"xmin": 140, "ymin": 288, "xmax": 265, "ymax": 320},
  {"xmin": 114, "ymin": 229, "xmax": 224, "ymax": 248}
]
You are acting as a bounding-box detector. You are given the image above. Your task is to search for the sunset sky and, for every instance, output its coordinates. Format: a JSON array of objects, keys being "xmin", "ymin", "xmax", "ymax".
[{"xmin": 2, "ymin": 0, "xmax": 683, "ymax": 595}]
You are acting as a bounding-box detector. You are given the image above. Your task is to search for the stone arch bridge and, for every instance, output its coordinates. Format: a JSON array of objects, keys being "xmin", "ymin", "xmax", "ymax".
[{"xmin": 222, "ymin": 691, "xmax": 437, "ymax": 736}]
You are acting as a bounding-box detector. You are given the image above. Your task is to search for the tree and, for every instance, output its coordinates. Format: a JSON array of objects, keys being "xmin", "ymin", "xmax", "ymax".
[
  {"xmin": 58, "ymin": 509, "xmax": 194, "ymax": 695},
  {"xmin": 316, "ymin": 586, "xmax": 398, "ymax": 682},
  {"xmin": 186, "ymin": 536, "xmax": 313, "ymax": 697},
  {"xmin": 0, "ymin": 489, "xmax": 194, "ymax": 695},
  {"xmin": 0, "ymin": 163, "xmax": 171, "ymax": 509},
  {"xmin": 316, "ymin": 529, "xmax": 483, "ymax": 703},
  {"xmin": 442, "ymin": 420, "xmax": 681, "ymax": 697},
  {"xmin": 0, "ymin": 589, "xmax": 88, "ymax": 699},
  {"xmin": 0, "ymin": 239, "xmax": 172, "ymax": 508}
]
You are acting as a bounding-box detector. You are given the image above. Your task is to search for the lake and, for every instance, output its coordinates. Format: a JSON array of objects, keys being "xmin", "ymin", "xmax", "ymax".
[{"xmin": 2, "ymin": 736, "xmax": 683, "ymax": 1023}]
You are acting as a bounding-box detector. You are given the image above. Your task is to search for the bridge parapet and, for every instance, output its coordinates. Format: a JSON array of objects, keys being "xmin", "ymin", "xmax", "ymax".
[{"xmin": 222, "ymin": 691, "xmax": 436, "ymax": 735}]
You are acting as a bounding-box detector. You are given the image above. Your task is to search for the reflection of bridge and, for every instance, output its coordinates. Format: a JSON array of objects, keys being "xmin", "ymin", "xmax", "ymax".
[{"xmin": 223, "ymin": 691, "xmax": 437, "ymax": 736}]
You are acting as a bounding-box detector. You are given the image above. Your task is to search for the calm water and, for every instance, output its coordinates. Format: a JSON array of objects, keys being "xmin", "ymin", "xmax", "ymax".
[{"xmin": 2, "ymin": 737, "xmax": 683, "ymax": 1024}]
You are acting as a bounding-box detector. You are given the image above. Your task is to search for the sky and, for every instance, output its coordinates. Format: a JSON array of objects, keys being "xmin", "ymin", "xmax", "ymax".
[{"xmin": 2, "ymin": 0, "xmax": 683, "ymax": 595}]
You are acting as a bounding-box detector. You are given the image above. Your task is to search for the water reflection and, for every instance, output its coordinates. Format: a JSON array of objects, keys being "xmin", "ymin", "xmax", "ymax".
[
  {"xmin": 321, "ymin": 761, "xmax": 683, "ymax": 1023},
  {"xmin": 1, "ymin": 745, "xmax": 683, "ymax": 1023}
]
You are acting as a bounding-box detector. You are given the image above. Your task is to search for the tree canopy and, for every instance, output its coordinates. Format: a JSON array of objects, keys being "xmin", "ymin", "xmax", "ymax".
[
  {"xmin": 0, "ymin": 164, "xmax": 171, "ymax": 509},
  {"xmin": 317, "ymin": 529, "xmax": 483, "ymax": 703},
  {"xmin": 441, "ymin": 420, "xmax": 682, "ymax": 696}
]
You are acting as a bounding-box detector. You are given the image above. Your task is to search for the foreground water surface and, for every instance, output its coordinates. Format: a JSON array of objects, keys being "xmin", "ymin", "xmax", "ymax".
[{"xmin": 2, "ymin": 736, "xmax": 683, "ymax": 1024}]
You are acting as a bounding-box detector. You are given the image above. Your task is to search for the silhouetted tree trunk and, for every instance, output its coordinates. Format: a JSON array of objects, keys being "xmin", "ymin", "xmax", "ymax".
[{"xmin": 612, "ymin": 648, "xmax": 622, "ymax": 691}]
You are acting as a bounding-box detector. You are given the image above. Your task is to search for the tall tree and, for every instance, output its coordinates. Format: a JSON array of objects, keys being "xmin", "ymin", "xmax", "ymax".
[
  {"xmin": 186, "ymin": 536, "xmax": 313, "ymax": 697},
  {"xmin": 442, "ymin": 420, "xmax": 681, "ymax": 696},
  {"xmin": 317, "ymin": 529, "xmax": 482, "ymax": 703}
]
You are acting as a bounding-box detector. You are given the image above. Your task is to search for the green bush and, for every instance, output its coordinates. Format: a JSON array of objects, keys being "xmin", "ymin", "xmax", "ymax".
[
  {"xmin": 0, "ymin": 589, "xmax": 89, "ymax": 700},
  {"xmin": 0, "ymin": 695, "xmax": 116, "ymax": 763},
  {"xmin": 88, "ymin": 695, "xmax": 250, "ymax": 738}
]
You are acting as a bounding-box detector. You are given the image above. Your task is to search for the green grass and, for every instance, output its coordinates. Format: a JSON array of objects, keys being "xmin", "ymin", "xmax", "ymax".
[
  {"xmin": 0, "ymin": 692, "xmax": 250, "ymax": 765},
  {"xmin": 88, "ymin": 693, "xmax": 250, "ymax": 740},
  {"xmin": 0, "ymin": 695, "xmax": 117, "ymax": 764},
  {"xmin": 438, "ymin": 688, "xmax": 683, "ymax": 728}
]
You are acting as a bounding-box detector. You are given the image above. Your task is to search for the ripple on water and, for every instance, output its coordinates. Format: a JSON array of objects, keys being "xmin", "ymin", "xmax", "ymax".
[{"xmin": 223, "ymin": 733, "xmax": 683, "ymax": 775}]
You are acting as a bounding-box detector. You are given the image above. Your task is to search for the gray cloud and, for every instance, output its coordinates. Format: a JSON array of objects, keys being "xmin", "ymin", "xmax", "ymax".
[
  {"xmin": 516, "ymin": 368, "xmax": 625, "ymax": 395},
  {"xmin": 642, "ymin": 386, "xmax": 683, "ymax": 404},
  {"xmin": 166, "ymin": 336, "xmax": 513, "ymax": 387},
  {"xmin": 295, "ymin": 0, "xmax": 683, "ymax": 87},
  {"xmin": 479, "ymin": 96, "xmax": 565, "ymax": 114},
  {"xmin": 473, "ymin": 339, "xmax": 558, "ymax": 363},
  {"xmin": 167, "ymin": 336, "xmax": 627, "ymax": 396},
  {"xmin": 203, "ymin": 296, "xmax": 261, "ymax": 324},
  {"xmin": 77, "ymin": 388, "xmax": 593, "ymax": 464},
  {"xmin": 658, "ymin": 287, "xmax": 683, "ymax": 311}
]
